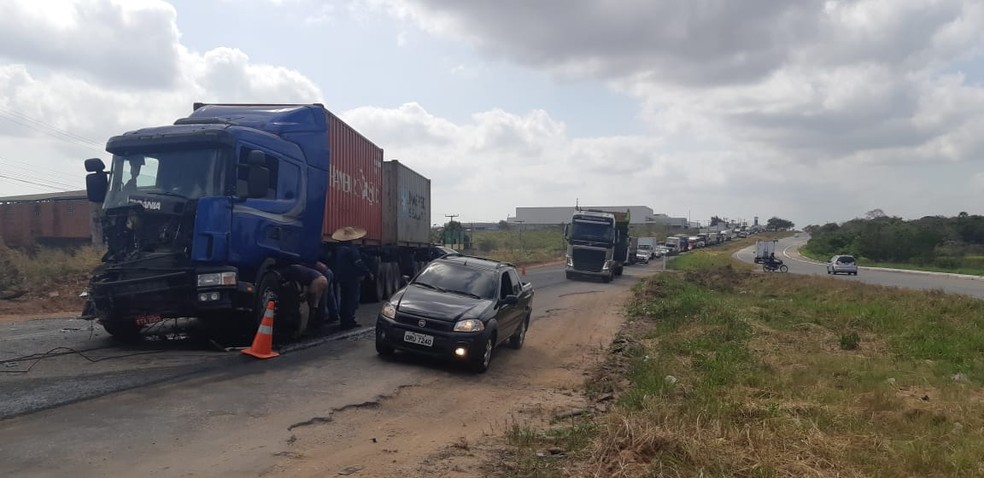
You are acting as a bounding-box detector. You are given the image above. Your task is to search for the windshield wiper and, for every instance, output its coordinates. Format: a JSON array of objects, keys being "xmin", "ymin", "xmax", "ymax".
[
  {"xmin": 144, "ymin": 190, "xmax": 189, "ymax": 199},
  {"xmin": 413, "ymin": 282, "xmax": 446, "ymax": 292},
  {"xmin": 445, "ymin": 289, "xmax": 482, "ymax": 299}
]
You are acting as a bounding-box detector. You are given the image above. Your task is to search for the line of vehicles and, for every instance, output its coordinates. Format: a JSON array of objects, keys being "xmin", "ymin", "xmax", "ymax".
[{"xmin": 562, "ymin": 209, "xmax": 758, "ymax": 281}]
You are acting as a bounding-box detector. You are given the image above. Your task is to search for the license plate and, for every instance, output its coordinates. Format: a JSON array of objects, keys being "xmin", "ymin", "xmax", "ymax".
[
  {"xmin": 134, "ymin": 314, "xmax": 164, "ymax": 326},
  {"xmin": 404, "ymin": 331, "xmax": 434, "ymax": 347}
]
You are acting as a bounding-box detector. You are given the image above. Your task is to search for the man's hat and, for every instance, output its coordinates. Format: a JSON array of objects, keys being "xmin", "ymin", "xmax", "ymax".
[{"xmin": 331, "ymin": 226, "xmax": 367, "ymax": 241}]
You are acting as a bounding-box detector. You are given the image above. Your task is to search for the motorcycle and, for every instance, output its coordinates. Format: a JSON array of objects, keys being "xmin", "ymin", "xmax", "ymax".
[{"xmin": 762, "ymin": 258, "xmax": 788, "ymax": 273}]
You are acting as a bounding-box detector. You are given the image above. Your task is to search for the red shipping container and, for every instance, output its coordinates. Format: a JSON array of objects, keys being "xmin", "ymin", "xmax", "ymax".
[{"xmin": 322, "ymin": 111, "xmax": 384, "ymax": 245}]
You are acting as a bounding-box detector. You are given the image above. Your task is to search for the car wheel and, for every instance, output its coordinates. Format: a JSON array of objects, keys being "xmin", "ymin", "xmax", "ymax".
[
  {"xmin": 470, "ymin": 334, "xmax": 494, "ymax": 373},
  {"xmin": 375, "ymin": 336, "xmax": 395, "ymax": 356},
  {"xmin": 508, "ymin": 315, "xmax": 529, "ymax": 350}
]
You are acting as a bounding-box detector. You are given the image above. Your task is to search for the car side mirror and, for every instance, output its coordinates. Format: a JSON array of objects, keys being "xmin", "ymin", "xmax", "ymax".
[{"xmin": 499, "ymin": 295, "xmax": 518, "ymax": 306}]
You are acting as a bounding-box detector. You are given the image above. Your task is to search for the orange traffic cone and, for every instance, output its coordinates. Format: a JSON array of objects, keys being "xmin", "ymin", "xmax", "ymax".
[{"xmin": 242, "ymin": 300, "xmax": 280, "ymax": 359}]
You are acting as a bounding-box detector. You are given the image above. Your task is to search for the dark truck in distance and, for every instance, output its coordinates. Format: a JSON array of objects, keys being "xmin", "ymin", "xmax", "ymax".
[
  {"xmin": 82, "ymin": 103, "xmax": 436, "ymax": 342},
  {"xmin": 563, "ymin": 209, "xmax": 630, "ymax": 282},
  {"xmin": 374, "ymin": 254, "xmax": 534, "ymax": 373}
]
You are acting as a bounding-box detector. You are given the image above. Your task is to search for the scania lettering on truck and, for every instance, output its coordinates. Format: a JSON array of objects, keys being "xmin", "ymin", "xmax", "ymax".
[
  {"xmin": 564, "ymin": 209, "xmax": 627, "ymax": 282},
  {"xmin": 82, "ymin": 103, "xmax": 435, "ymax": 343}
]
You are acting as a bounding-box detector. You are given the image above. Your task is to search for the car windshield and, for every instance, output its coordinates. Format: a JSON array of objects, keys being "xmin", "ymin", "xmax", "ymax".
[
  {"xmin": 103, "ymin": 148, "xmax": 229, "ymax": 209},
  {"xmin": 413, "ymin": 262, "xmax": 496, "ymax": 300}
]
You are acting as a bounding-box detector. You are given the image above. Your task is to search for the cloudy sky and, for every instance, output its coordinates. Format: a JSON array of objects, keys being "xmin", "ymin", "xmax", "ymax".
[{"xmin": 1, "ymin": 0, "xmax": 982, "ymax": 227}]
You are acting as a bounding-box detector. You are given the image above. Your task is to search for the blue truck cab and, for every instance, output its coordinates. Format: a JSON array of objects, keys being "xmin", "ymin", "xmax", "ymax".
[{"xmin": 84, "ymin": 104, "xmax": 334, "ymax": 341}]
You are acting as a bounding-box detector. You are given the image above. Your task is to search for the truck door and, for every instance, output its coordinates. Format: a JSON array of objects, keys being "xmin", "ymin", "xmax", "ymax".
[{"xmin": 231, "ymin": 147, "xmax": 305, "ymax": 264}]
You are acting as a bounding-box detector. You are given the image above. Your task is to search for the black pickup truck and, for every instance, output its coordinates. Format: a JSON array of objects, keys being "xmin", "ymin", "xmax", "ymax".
[{"xmin": 373, "ymin": 254, "xmax": 534, "ymax": 373}]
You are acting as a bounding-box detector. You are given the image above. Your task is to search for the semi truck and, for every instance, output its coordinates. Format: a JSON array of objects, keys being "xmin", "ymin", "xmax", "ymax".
[
  {"xmin": 81, "ymin": 103, "xmax": 436, "ymax": 342},
  {"xmin": 563, "ymin": 209, "xmax": 629, "ymax": 282}
]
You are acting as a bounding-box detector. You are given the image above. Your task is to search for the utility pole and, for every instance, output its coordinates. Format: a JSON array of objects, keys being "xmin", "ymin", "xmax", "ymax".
[{"xmin": 515, "ymin": 220, "xmax": 525, "ymax": 255}]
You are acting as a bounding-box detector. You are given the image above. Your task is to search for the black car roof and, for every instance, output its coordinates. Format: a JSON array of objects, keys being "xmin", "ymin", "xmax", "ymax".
[{"xmin": 435, "ymin": 253, "xmax": 515, "ymax": 271}]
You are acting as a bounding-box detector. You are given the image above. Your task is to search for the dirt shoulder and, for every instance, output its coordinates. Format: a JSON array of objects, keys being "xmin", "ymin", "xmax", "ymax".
[
  {"xmin": 0, "ymin": 279, "xmax": 87, "ymax": 323},
  {"xmin": 267, "ymin": 286, "xmax": 631, "ymax": 477}
]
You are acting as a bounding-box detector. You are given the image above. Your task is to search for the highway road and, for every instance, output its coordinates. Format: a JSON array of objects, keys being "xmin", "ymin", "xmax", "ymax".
[
  {"xmin": 734, "ymin": 233, "xmax": 984, "ymax": 299},
  {"xmin": 0, "ymin": 260, "xmax": 661, "ymax": 477}
]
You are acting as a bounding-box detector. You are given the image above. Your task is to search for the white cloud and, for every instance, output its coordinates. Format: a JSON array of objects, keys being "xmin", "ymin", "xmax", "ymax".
[{"xmin": 2, "ymin": 0, "xmax": 984, "ymax": 227}]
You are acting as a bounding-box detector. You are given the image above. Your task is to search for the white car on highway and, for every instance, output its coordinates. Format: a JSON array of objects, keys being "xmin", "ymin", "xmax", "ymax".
[{"xmin": 827, "ymin": 255, "xmax": 858, "ymax": 275}]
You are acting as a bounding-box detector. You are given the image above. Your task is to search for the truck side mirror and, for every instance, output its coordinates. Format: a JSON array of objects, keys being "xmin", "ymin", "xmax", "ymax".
[
  {"xmin": 563, "ymin": 224, "xmax": 569, "ymax": 239},
  {"xmin": 84, "ymin": 158, "xmax": 108, "ymax": 203}
]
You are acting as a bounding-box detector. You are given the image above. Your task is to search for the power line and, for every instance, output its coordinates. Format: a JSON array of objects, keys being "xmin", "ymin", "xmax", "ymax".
[
  {"xmin": 0, "ymin": 106, "xmax": 104, "ymax": 152},
  {"xmin": 0, "ymin": 157, "xmax": 82, "ymax": 190},
  {"xmin": 0, "ymin": 172, "xmax": 67, "ymax": 191}
]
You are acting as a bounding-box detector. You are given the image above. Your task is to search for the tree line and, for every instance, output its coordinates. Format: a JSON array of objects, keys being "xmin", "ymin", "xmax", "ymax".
[{"xmin": 804, "ymin": 212, "xmax": 984, "ymax": 270}]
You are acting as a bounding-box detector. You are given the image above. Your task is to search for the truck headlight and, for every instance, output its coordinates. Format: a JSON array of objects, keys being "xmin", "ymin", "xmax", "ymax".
[
  {"xmin": 602, "ymin": 260, "xmax": 611, "ymax": 271},
  {"xmin": 453, "ymin": 319, "xmax": 485, "ymax": 332},
  {"xmin": 197, "ymin": 272, "xmax": 237, "ymax": 287},
  {"xmin": 566, "ymin": 255, "xmax": 573, "ymax": 267},
  {"xmin": 380, "ymin": 302, "xmax": 397, "ymax": 320}
]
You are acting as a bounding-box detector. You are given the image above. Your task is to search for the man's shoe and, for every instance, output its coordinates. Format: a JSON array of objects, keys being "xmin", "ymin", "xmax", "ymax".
[{"xmin": 339, "ymin": 322, "xmax": 360, "ymax": 331}]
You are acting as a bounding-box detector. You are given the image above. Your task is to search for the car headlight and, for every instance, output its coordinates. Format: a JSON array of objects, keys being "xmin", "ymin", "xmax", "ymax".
[
  {"xmin": 380, "ymin": 302, "xmax": 397, "ymax": 320},
  {"xmin": 453, "ymin": 319, "xmax": 485, "ymax": 332},
  {"xmin": 197, "ymin": 271, "xmax": 237, "ymax": 287}
]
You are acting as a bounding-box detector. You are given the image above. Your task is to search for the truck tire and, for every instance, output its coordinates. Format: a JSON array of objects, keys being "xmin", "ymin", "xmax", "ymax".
[
  {"xmin": 253, "ymin": 273, "xmax": 294, "ymax": 341},
  {"xmin": 565, "ymin": 271, "xmax": 574, "ymax": 280},
  {"xmin": 388, "ymin": 263, "xmax": 401, "ymax": 295},
  {"xmin": 102, "ymin": 319, "xmax": 142, "ymax": 343},
  {"xmin": 603, "ymin": 272, "xmax": 612, "ymax": 283}
]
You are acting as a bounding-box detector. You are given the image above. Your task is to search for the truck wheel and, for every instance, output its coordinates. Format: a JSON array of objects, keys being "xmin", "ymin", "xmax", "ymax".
[
  {"xmin": 565, "ymin": 271, "xmax": 573, "ymax": 280},
  {"xmin": 102, "ymin": 319, "xmax": 142, "ymax": 343},
  {"xmin": 252, "ymin": 273, "xmax": 287, "ymax": 341},
  {"xmin": 388, "ymin": 263, "xmax": 401, "ymax": 295},
  {"xmin": 603, "ymin": 272, "xmax": 612, "ymax": 283},
  {"xmin": 374, "ymin": 265, "xmax": 386, "ymax": 302}
]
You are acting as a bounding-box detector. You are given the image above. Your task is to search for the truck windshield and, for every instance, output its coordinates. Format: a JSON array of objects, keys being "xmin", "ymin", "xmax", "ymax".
[
  {"xmin": 570, "ymin": 221, "xmax": 614, "ymax": 243},
  {"xmin": 103, "ymin": 148, "xmax": 229, "ymax": 209}
]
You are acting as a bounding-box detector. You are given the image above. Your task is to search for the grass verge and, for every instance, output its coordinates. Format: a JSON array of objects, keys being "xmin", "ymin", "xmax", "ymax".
[{"xmin": 495, "ymin": 249, "xmax": 984, "ymax": 477}]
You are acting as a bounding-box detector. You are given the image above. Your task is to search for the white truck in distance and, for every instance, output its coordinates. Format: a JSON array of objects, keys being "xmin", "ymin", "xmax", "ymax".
[{"xmin": 754, "ymin": 240, "xmax": 778, "ymax": 264}]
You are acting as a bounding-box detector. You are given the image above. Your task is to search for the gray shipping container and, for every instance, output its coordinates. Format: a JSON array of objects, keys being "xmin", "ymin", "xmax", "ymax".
[{"xmin": 382, "ymin": 160, "xmax": 431, "ymax": 246}]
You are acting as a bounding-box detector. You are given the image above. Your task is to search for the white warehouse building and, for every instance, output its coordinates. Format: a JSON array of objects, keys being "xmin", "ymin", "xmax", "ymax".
[{"xmin": 507, "ymin": 206, "xmax": 688, "ymax": 228}]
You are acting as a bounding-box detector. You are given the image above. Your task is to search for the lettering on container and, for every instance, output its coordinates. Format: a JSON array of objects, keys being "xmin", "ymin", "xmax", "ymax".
[
  {"xmin": 331, "ymin": 167, "xmax": 379, "ymax": 205},
  {"xmin": 400, "ymin": 190, "xmax": 427, "ymax": 220}
]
